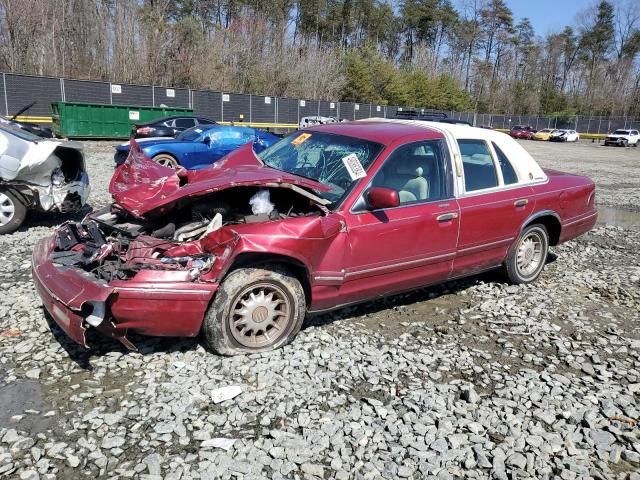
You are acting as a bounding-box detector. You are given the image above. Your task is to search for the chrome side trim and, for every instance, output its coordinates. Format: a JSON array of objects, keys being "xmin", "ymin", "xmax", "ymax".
[
  {"xmin": 115, "ymin": 287, "xmax": 214, "ymax": 295},
  {"xmin": 562, "ymin": 211, "xmax": 597, "ymax": 227},
  {"xmin": 457, "ymin": 237, "xmax": 515, "ymax": 255},
  {"xmin": 344, "ymin": 252, "xmax": 455, "ymax": 278}
]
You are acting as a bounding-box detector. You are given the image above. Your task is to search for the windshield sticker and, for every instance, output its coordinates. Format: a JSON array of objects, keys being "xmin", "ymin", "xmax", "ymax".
[
  {"xmin": 291, "ymin": 133, "xmax": 311, "ymax": 147},
  {"xmin": 341, "ymin": 153, "xmax": 367, "ymax": 181}
]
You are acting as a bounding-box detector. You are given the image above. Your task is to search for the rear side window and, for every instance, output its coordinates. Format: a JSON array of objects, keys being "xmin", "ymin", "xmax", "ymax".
[
  {"xmin": 492, "ymin": 142, "xmax": 519, "ymax": 185},
  {"xmin": 198, "ymin": 118, "xmax": 215, "ymax": 125},
  {"xmin": 458, "ymin": 140, "xmax": 498, "ymax": 192},
  {"xmin": 175, "ymin": 118, "xmax": 196, "ymax": 128}
]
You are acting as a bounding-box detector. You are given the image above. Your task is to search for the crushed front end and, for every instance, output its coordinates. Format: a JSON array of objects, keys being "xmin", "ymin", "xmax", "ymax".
[{"xmin": 32, "ymin": 206, "xmax": 240, "ymax": 349}]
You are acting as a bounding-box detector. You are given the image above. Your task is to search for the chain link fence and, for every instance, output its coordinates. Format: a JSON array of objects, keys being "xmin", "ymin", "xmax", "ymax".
[{"xmin": 2, "ymin": 72, "xmax": 639, "ymax": 134}]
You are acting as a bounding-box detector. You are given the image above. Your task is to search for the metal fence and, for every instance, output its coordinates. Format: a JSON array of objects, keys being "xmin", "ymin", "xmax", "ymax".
[{"xmin": 2, "ymin": 72, "xmax": 639, "ymax": 134}]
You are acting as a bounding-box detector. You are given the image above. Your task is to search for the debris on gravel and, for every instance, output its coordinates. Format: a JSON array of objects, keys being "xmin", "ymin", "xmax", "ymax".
[{"xmin": 0, "ymin": 141, "xmax": 639, "ymax": 479}]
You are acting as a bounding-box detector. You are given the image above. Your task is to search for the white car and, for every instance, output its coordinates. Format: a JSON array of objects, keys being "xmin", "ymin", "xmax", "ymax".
[
  {"xmin": 299, "ymin": 116, "xmax": 340, "ymax": 130},
  {"xmin": 603, "ymin": 129, "xmax": 639, "ymax": 147},
  {"xmin": 549, "ymin": 129, "xmax": 579, "ymax": 143},
  {"xmin": 0, "ymin": 124, "xmax": 90, "ymax": 234}
]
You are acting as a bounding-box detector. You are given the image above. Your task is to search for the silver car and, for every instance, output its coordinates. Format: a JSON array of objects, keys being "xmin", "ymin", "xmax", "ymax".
[{"xmin": 0, "ymin": 124, "xmax": 90, "ymax": 234}]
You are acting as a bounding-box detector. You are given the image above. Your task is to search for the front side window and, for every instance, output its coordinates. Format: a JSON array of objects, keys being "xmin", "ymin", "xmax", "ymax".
[
  {"xmin": 492, "ymin": 142, "xmax": 519, "ymax": 185},
  {"xmin": 371, "ymin": 140, "xmax": 451, "ymax": 204},
  {"xmin": 259, "ymin": 131, "xmax": 383, "ymax": 207},
  {"xmin": 458, "ymin": 139, "xmax": 498, "ymax": 192}
]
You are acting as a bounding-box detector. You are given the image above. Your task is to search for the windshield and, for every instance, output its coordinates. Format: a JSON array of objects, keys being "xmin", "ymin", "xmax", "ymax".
[
  {"xmin": 0, "ymin": 122, "xmax": 40, "ymax": 142},
  {"xmin": 259, "ymin": 131, "xmax": 384, "ymax": 206},
  {"xmin": 177, "ymin": 126, "xmax": 205, "ymax": 141},
  {"xmin": 613, "ymin": 130, "xmax": 630, "ymax": 135}
]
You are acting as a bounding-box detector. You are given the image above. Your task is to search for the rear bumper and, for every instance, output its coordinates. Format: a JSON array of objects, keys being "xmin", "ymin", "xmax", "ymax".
[{"xmin": 32, "ymin": 236, "xmax": 218, "ymax": 349}]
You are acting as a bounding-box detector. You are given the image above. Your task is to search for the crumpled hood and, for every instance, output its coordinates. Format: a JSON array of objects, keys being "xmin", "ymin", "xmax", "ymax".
[
  {"xmin": 109, "ymin": 140, "xmax": 331, "ymax": 218},
  {"xmin": 0, "ymin": 133, "xmax": 83, "ymax": 181}
]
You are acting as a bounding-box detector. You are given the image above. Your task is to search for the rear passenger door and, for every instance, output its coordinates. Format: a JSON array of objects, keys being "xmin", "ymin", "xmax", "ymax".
[{"xmin": 452, "ymin": 139, "xmax": 534, "ymax": 277}]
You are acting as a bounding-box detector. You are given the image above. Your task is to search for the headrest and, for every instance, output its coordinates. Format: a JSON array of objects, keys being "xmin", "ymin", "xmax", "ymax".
[{"xmin": 395, "ymin": 156, "xmax": 425, "ymax": 176}]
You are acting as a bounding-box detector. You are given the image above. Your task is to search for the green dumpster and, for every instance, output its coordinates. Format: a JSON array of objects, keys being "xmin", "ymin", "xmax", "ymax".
[{"xmin": 51, "ymin": 102, "xmax": 193, "ymax": 139}]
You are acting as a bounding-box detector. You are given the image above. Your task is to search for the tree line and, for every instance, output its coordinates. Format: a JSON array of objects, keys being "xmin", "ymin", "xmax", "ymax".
[{"xmin": 0, "ymin": 0, "xmax": 638, "ymax": 117}]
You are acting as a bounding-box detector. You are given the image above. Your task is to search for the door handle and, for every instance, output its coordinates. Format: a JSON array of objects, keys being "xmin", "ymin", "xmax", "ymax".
[
  {"xmin": 437, "ymin": 212, "xmax": 458, "ymax": 222},
  {"xmin": 514, "ymin": 199, "xmax": 529, "ymax": 207}
]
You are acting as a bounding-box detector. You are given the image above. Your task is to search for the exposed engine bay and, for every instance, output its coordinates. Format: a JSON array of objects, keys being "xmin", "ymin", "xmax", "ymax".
[{"xmin": 50, "ymin": 186, "xmax": 323, "ymax": 282}]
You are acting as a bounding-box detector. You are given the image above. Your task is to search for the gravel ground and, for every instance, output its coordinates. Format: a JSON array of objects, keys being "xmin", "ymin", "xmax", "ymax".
[{"xmin": 0, "ymin": 140, "xmax": 639, "ymax": 480}]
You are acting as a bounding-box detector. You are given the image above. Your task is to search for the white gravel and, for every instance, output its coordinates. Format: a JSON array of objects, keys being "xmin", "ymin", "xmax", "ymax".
[{"xmin": 0, "ymin": 140, "xmax": 639, "ymax": 479}]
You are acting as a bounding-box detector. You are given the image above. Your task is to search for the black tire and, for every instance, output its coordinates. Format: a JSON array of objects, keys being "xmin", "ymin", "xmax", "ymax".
[
  {"xmin": 503, "ymin": 224, "xmax": 549, "ymax": 284},
  {"xmin": 152, "ymin": 153, "xmax": 179, "ymax": 168},
  {"xmin": 0, "ymin": 189, "xmax": 27, "ymax": 235},
  {"xmin": 202, "ymin": 266, "xmax": 306, "ymax": 355}
]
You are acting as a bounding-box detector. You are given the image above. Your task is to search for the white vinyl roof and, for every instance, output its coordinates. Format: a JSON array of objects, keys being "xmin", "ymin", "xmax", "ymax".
[{"xmin": 361, "ymin": 118, "xmax": 547, "ymax": 185}]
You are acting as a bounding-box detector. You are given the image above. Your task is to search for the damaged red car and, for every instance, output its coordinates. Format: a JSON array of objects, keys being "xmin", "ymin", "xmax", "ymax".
[{"xmin": 32, "ymin": 120, "xmax": 597, "ymax": 355}]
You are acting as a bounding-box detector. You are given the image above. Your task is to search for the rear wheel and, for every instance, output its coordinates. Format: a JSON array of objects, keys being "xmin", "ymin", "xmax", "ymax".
[
  {"xmin": 503, "ymin": 224, "xmax": 549, "ymax": 284},
  {"xmin": 0, "ymin": 190, "xmax": 27, "ymax": 235},
  {"xmin": 202, "ymin": 266, "xmax": 306, "ymax": 355},
  {"xmin": 152, "ymin": 153, "xmax": 178, "ymax": 168}
]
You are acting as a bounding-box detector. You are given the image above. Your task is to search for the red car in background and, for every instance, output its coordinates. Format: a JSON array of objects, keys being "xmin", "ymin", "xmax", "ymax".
[
  {"xmin": 509, "ymin": 125, "xmax": 537, "ymax": 139},
  {"xmin": 33, "ymin": 121, "xmax": 597, "ymax": 355}
]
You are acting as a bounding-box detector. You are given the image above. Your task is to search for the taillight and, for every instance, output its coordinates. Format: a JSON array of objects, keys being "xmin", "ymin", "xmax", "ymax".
[
  {"xmin": 137, "ymin": 127, "xmax": 153, "ymax": 135},
  {"xmin": 588, "ymin": 190, "xmax": 596, "ymax": 208}
]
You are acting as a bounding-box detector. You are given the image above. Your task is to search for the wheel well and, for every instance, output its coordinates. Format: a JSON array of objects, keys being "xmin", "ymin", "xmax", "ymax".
[
  {"xmin": 526, "ymin": 214, "xmax": 561, "ymax": 246},
  {"xmin": 225, "ymin": 253, "xmax": 312, "ymax": 304}
]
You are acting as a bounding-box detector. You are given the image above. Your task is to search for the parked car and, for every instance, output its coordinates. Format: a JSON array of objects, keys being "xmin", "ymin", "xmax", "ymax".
[
  {"xmin": 0, "ymin": 102, "xmax": 53, "ymax": 138},
  {"xmin": 299, "ymin": 116, "xmax": 340, "ymax": 129},
  {"xmin": 395, "ymin": 110, "xmax": 472, "ymax": 126},
  {"xmin": 603, "ymin": 129, "xmax": 639, "ymax": 147},
  {"xmin": 0, "ymin": 124, "xmax": 89, "ymax": 234},
  {"xmin": 509, "ymin": 125, "xmax": 536, "ymax": 140},
  {"xmin": 478, "ymin": 125, "xmax": 495, "ymax": 129},
  {"xmin": 532, "ymin": 128, "xmax": 555, "ymax": 141},
  {"xmin": 115, "ymin": 124, "xmax": 280, "ymax": 169},
  {"xmin": 549, "ymin": 129, "xmax": 579, "ymax": 142},
  {"xmin": 33, "ymin": 120, "xmax": 597, "ymax": 355},
  {"xmin": 131, "ymin": 116, "xmax": 217, "ymax": 139}
]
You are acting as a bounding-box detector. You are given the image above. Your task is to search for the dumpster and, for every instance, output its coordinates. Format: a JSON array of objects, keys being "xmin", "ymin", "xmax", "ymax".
[{"xmin": 51, "ymin": 102, "xmax": 193, "ymax": 139}]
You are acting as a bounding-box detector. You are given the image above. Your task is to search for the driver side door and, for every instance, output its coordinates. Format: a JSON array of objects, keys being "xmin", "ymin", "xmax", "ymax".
[{"xmin": 338, "ymin": 140, "xmax": 460, "ymax": 305}]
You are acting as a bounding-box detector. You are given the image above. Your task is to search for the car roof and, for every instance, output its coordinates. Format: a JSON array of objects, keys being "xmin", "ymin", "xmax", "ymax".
[
  {"xmin": 358, "ymin": 118, "xmax": 547, "ymax": 183},
  {"xmin": 139, "ymin": 116, "xmax": 212, "ymax": 126},
  {"xmin": 307, "ymin": 120, "xmax": 444, "ymax": 145}
]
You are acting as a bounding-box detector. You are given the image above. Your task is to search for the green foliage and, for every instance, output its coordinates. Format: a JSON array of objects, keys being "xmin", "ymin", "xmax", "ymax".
[{"xmin": 341, "ymin": 48, "xmax": 473, "ymax": 110}]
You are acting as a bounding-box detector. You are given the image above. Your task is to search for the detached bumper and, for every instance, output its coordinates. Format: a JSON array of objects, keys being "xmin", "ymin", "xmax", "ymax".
[{"xmin": 32, "ymin": 236, "xmax": 219, "ymax": 349}]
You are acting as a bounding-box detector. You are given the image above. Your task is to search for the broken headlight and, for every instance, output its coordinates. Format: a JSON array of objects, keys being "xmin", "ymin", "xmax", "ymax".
[
  {"xmin": 51, "ymin": 168, "xmax": 65, "ymax": 186},
  {"xmin": 160, "ymin": 254, "xmax": 215, "ymax": 279}
]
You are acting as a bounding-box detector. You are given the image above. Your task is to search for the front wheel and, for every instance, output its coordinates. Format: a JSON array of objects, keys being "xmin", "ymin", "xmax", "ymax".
[
  {"xmin": 503, "ymin": 224, "xmax": 549, "ymax": 284},
  {"xmin": 152, "ymin": 153, "xmax": 178, "ymax": 168},
  {"xmin": 202, "ymin": 266, "xmax": 306, "ymax": 355},
  {"xmin": 0, "ymin": 190, "xmax": 27, "ymax": 235}
]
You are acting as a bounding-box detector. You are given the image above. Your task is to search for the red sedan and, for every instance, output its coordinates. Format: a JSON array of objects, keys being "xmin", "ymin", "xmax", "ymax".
[
  {"xmin": 509, "ymin": 125, "xmax": 536, "ymax": 140},
  {"xmin": 33, "ymin": 121, "xmax": 597, "ymax": 355}
]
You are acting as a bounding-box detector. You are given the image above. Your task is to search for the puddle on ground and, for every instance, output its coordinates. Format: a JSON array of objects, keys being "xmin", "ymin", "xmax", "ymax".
[
  {"xmin": 0, "ymin": 378, "xmax": 52, "ymax": 434},
  {"xmin": 597, "ymin": 206, "xmax": 640, "ymax": 230}
]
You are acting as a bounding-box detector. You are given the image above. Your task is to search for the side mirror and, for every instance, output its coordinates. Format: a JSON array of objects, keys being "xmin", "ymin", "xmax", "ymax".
[
  {"xmin": 366, "ymin": 187, "xmax": 399, "ymax": 210},
  {"xmin": 202, "ymin": 136, "xmax": 211, "ymax": 145}
]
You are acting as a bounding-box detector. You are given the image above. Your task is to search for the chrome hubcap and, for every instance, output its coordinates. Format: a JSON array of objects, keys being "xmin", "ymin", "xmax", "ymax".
[
  {"xmin": 0, "ymin": 193, "xmax": 15, "ymax": 226},
  {"xmin": 516, "ymin": 232, "xmax": 544, "ymax": 277},
  {"xmin": 230, "ymin": 283, "xmax": 290, "ymax": 348}
]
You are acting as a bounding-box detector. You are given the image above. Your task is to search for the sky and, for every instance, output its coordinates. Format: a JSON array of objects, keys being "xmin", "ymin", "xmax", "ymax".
[{"xmin": 504, "ymin": 0, "xmax": 595, "ymax": 35}]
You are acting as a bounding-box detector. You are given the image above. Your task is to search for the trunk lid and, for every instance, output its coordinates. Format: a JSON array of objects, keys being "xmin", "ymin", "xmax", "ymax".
[{"xmin": 109, "ymin": 140, "xmax": 331, "ymax": 218}]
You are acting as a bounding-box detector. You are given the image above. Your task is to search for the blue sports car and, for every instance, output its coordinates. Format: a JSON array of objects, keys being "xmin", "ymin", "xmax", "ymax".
[{"xmin": 114, "ymin": 124, "xmax": 280, "ymax": 169}]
